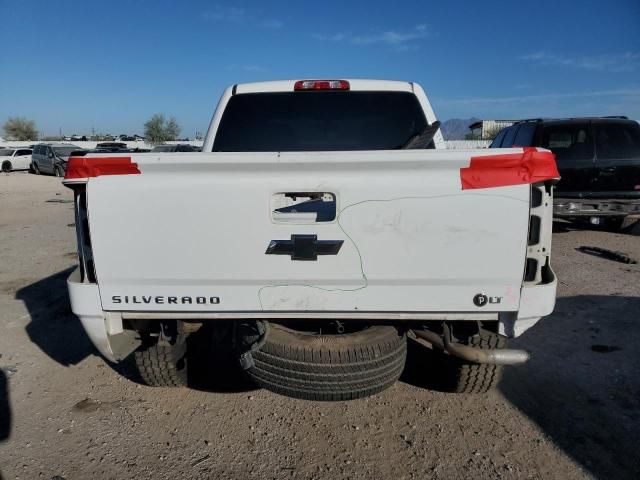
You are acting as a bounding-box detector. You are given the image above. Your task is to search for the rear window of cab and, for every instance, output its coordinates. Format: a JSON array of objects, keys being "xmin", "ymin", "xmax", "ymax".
[{"xmin": 213, "ymin": 91, "xmax": 429, "ymax": 152}]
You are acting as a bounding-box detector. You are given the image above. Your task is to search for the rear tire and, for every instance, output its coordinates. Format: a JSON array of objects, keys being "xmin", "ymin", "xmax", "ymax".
[
  {"xmin": 134, "ymin": 336, "xmax": 188, "ymax": 387},
  {"xmin": 1, "ymin": 161, "xmax": 11, "ymax": 173},
  {"xmin": 246, "ymin": 323, "xmax": 407, "ymax": 401},
  {"xmin": 33, "ymin": 163, "xmax": 41, "ymax": 175},
  {"xmin": 440, "ymin": 327, "xmax": 506, "ymax": 393}
]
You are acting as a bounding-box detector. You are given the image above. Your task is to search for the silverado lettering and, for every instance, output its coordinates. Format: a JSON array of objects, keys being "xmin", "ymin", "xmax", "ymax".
[{"xmin": 112, "ymin": 295, "xmax": 220, "ymax": 305}]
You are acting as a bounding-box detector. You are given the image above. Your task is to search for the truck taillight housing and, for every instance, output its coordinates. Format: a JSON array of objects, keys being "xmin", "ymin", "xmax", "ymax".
[
  {"xmin": 524, "ymin": 182, "xmax": 554, "ymax": 285},
  {"xmin": 294, "ymin": 80, "xmax": 350, "ymax": 91},
  {"xmin": 74, "ymin": 187, "xmax": 97, "ymax": 283},
  {"xmin": 64, "ymin": 156, "xmax": 140, "ymax": 180}
]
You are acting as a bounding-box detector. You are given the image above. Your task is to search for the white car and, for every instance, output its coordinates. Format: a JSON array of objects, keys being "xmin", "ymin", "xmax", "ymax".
[{"xmin": 0, "ymin": 147, "xmax": 33, "ymax": 172}]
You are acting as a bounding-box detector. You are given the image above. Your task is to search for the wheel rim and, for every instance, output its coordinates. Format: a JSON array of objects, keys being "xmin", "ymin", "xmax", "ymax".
[{"xmin": 1, "ymin": 162, "xmax": 10, "ymax": 173}]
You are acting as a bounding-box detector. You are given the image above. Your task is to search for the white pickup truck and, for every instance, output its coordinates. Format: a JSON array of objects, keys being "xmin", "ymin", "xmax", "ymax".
[{"xmin": 64, "ymin": 79, "xmax": 559, "ymax": 400}]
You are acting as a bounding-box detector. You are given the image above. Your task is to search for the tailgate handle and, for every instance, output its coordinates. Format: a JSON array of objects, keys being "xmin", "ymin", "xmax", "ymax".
[{"xmin": 272, "ymin": 192, "xmax": 336, "ymax": 223}]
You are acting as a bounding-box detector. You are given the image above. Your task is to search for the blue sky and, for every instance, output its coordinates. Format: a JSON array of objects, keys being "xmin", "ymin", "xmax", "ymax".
[{"xmin": 1, "ymin": 0, "xmax": 638, "ymax": 137}]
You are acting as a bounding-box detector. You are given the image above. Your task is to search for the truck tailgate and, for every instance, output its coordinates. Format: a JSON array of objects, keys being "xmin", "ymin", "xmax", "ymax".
[{"xmin": 87, "ymin": 150, "xmax": 531, "ymax": 313}]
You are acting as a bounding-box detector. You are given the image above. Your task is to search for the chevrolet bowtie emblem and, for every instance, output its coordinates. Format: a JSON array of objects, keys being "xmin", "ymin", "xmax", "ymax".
[{"xmin": 265, "ymin": 235, "xmax": 344, "ymax": 261}]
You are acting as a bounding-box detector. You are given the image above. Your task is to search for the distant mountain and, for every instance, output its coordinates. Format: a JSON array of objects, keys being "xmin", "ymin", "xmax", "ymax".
[{"xmin": 440, "ymin": 117, "xmax": 480, "ymax": 140}]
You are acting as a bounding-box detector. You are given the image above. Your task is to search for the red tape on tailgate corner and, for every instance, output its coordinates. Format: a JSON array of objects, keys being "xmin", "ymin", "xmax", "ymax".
[
  {"xmin": 64, "ymin": 156, "xmax": 140, "ymax": 179},
  {"xmin": 460, "ymin": 147, "xmax": 559, "ymax": 190}
]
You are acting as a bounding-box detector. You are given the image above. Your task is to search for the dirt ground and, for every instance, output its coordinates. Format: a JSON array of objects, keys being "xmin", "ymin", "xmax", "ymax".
[{"xmin": 1, "ymin": 173, "xmax": 639, "ymax": 480}]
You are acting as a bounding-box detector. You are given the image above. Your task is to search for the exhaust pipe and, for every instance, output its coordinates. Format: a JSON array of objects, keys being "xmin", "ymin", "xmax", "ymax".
[{"xmin": 410, "ymin": 325, "xmax": 530, "ymax": 365}]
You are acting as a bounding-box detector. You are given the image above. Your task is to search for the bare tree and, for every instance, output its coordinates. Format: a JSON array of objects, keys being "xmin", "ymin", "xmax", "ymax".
[
  {"xmin": 144, "ymin": 114, "xmax": 181, "ymax": 144},
  {"xmin": 3, "ymin": 117, "xmax": 38, "ymax": 141}
]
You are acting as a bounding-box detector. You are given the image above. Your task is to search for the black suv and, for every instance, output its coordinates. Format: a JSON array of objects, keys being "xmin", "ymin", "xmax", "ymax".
[{"xmin": 490, "ymin": 117, "xmax": 640, "ymax": 226}]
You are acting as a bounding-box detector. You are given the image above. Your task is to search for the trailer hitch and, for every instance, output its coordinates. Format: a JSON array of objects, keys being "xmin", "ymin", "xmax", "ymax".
[{"xmin": 410, "ymin": 324, "xmax": 530, "ymax": 365}]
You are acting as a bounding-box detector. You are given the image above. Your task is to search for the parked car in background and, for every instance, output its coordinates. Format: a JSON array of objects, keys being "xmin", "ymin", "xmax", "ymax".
[
  {"xmin": 96, "ymin": 142, "xmax": 128, "ymax": 151},
  {"xmin": 31, "ymin": 143, "xmax": 81, "ymax": 176},
  {"xmin": 490, "ymin": 117, "xmax": 640, "ymax": 228},
  {"xmin": 151, "ymin": 143, "xmax": 200, "ymax": 152},
  {"xmin": 79, "ymin": 146, "xmax": 151, "ymax": 156},
  {"xmin": 0, "ymin": 147, "xmax": 33, "ymax": 172}
]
